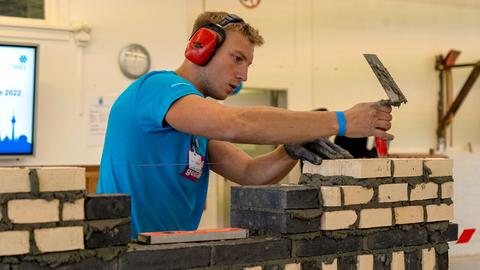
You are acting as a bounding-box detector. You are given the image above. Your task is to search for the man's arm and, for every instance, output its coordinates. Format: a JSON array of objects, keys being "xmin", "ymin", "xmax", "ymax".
[
  {"xmin": 165, "ymin": 95, "xmax": 393, "ymax": 145},
  {"xmin": 208, "ymin": 140, "xmax": 297, "ymax": 185}
]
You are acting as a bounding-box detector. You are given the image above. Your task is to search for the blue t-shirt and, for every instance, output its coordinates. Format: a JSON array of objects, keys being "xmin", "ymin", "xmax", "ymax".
[{"xmin": 97, "ymin": 71, "xmax": 209, "ymax": 239}]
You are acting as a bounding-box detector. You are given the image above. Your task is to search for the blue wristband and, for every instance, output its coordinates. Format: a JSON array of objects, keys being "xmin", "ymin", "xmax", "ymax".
[{"xmin": 336, "ymin": 111, "xmax": 346, "ymax": 136}]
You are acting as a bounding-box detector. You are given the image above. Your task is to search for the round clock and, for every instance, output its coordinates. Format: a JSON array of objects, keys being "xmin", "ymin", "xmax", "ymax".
[{"xmin": 118, "ymin": 44, "xmax": 151, "ymax": 79}]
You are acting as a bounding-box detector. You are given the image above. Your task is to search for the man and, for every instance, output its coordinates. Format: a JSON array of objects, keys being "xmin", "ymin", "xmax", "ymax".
[{"xmin": 98, "ymin": 12, "xmax": 393, "ymax": 238}]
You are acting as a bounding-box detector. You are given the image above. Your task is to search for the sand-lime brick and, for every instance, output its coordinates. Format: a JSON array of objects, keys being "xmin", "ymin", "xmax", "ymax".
[
  {"xmin": 62, "ymin": 198, "xmax": 85, "ymax": 221},
  {"xmin": 441, "ymin": 182, "xmax": 453, "ymax": 199},
  {"xmin": 357, "ymin": 254, "xmax": 374, "ymax": 270},
  {"xmin": 394, "ymin": 205, "xmax": 424, "ymax": 225},
  {"xmin": 34, "ymin": 226, "xmax": 84, "ymax": 253},
  {"xmin": 359, "ymin": 208, "xmax": 392, "ymax": 228},
  {"xmin": 320, "ymin": 210, "xmax": 357, "ymax": 230},
  {"xmin": 8, "ymin": 199, "xmax": 59, "ymax": 224},
  {"xmin": 391, "ymin": 158, "xmax": 423, "ymax": 177},
  {"xmin": 342, "ymin": 186, "xmax": 374, "ymax": 205},
  {"xmin": 426, "ymin": 204, "xmax": 454, "ymax": 222},
  {"xmin": 378, "ymin": 183, "xmax": 408, "ymax": 203},
  {"xmin": 423, "ymin": 158, "xmax": 453, "ymax": 177},
  {"xmin": 320, "ymin": 186, "xmax": 341, "ymax": 207},
  {"xmin": 410, "ymin": 182, "xmax": 438, "ymax": 201},
  {"xmin": 36, "ymin": 167, "xmax": 86, "ymax": 192},
  {"xmin": 0, "ymin": 168, "xmax": 31, "ymax": 194},
  {"xmin": 303, "ymin": 159, "xmax": 391, "ymax": 178},
  {"xmin": 0, "ymin": 231, "xmax": 29, "ymax": 256}
]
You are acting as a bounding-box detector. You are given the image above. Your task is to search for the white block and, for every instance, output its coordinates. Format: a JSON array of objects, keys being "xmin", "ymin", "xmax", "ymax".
[
  {"xmin": 441, "ymin": 182, "xmax": 453, "ymax": 199},
  {"xmin": 378, "ymin": 183, "xmax": 408, "ymax": 203},
  {"xmin": 321, "ymin": 210, "xmax": 357, "ymax": 230},
  {"xmin": 8, "ymin": 199, "xmax": 59, "ymax": 224},
  {"xmin": 0, "ymin": 168, "xmax": 31, "ymax": 194},
  {"xmin": 423, "ymin": 158, "xmax": 453, "ymax": 177},
  {"xmin": 321, "ymin": 186, "xmax": 342, "ymax": 207},
  {"xmin": 410, "ymin": 182, "xmax": 438, "ymax": 201},
  {"xmin": 391, "ymin": 158, "xmax": 423, "ymax": 177},
  {"xmin": 422, "ymin": 248, "xmax": 436, "ymax": 270},
  {"xmin": 342, "ymin": 186, "xmax": 374, "ymax": 205},
  {"xmin": 35, "ymin": 167, "xmax": 86, "ymax": 192},
  {"xmin": 426, "ymin": 204, "xmax": 454, "ymax": 222},
  {"xmin": 0, "ymin": 231, "xmax": 30, "ymax": 256},
  {"xmin": 34, "ymin": 226, "xmax": 84, "ymax": 253},
  {"xmin": 394, "ymin": 206, "xmax": 424, "ymax": 224},
  {"xmin": 359, "ymin": 208, "xmax": 392, "ymax": 228},
  {"xmin": 303, "ymin": 159, "xmax": 390, "ymax": 178},
  {"xmin": 284, "ymin": 263, "xmax": 301, "ymax": 270},
  {"xmin": 356, "ymin": 254, "xmax": 374, "ymax": 270},
  {"xmin": 391, "ymin": 251, "xmax": 405, "ymax": 270},
  {"xmin": 62, "ymin": 198, "xmax": 85, "ymax": 221},
  {"xmin": 321, "ymin": 258, "xmax": 338, "ymax": 270}
]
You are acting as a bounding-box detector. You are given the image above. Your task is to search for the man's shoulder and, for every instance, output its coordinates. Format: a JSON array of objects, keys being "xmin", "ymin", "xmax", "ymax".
[{"xmin": 142, "ymin": 70, "xmax": 193, "ymax": 88}]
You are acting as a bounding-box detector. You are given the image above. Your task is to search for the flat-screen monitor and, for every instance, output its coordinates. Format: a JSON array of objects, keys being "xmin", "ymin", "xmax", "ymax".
[{"xmin": 0, "ymin": 43, "xmax": 38, "ymax": 157}]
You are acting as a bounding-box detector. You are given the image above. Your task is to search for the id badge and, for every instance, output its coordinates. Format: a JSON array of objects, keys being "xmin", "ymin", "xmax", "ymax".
[{"xmin": 181, "ymin": 150, "xmax": 205, "ymax": 181}]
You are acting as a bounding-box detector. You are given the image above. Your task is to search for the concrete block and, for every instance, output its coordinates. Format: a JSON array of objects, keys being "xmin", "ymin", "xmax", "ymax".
[
  {"xmin": 284, "ymin": 263, "xmax": 301, "ymax": 270},
  {"xmin": 404, "ymin": 250, "xmax": 421, "ymax": 270},
  {"xmin": 36, "ymin": 167, "xmax": 86, "ymax": 192},
  {"xmin": 295, "ymin": 235, "xmax": 361, "ymax": 257},
  {"xmin": 320, "ymin": 210, "xmax": 357, "ymax": 230},
  {"xmin": 391, "ymin": 251, "xmax": 405, "ymax": 270},
  {"xmin": 338, "ymin": 256, "xmax": 355, "ymax": 270},
  {"xmin": 426, "ymin": 204, "xmax": 454, "ymax": 222},
  {"xmin": 120, "ymin": 243, "xmax": 211, "ymax": 270},
  {"xmin": 356, "ymin": 254, "xmax": 373, "ymax": 270},
  {"xmin": 85, "ymin": 194, "xmax": 131, "ymax": 220},
  {"xmin": 422, "ymin": 248, "xmax": 436, "ymax": 270},
  {"xmin": 0, "ymin": 230, "xmax": 30, "ymax": 256},
  {"xmin": 321, "ymin": 258, "xmax": 337, "ymax": 270},
  {"xmin": 231, "ymin": 185, "xmax": 319, "ymax": 210},
  {"xmin": 231, "ymin": 208, "xmax": 321, "ymax": 234},
  {"xmin": 423, "ymin": 158, "xmax": 453, "ymax": 177},
  {"xmin": 85, "ymin": 220, "xmax": 130, "ymax": 249},
  {"xmin": 391, "ymin": 158, "xmax": 423, "ymax": 177},
  {"xmin": 0, "ymin": 167, "xmax": 30, "ymax": 194},
  {"xmin": 62, "ymin": 198, "xmax": 85, "ymax": 221},
  {"xmin": 342, "ymin": 186, "xmax": 373, "ymax": 205},
  {"xmin": 212, "ymin": 238, "xmax": 291, "ymax": 265},
  {"xmin": 394, "ymin": 206, "xmax": 424, "ymax": 225},
  {"xmin": 8, "ymin": 199, "xmax": 59, "ymax": 224},
  {"xmin": 34, "ymin": 226, "xmax": 84, "ymax": 253},
  {"xmin": 303, "ymin": 159, "xmax": 391, "ymax": 178},
  {"xmin": 359, "ymin": 208, "xmax": 392, "ymax": 228},
  {"xmin": 321, "ymin": 186, "xmax": 341, "ymax": 207},
  {"xmin": 378, "ymin": 183, "xmax": 408, "ymax": 203},
  {"xmin": 374, "ymin": 254, "xmax": 389, "ymax": 270},
  {"xmin": 366, "ymin": 227, "xmax": 427, "ymax": 250},
  {"xmin": 441, "ymin": 182, "xmax": 453, "ymax": 199},
  {"xmin": 20, "ymin": 257, "xmax": 118, "ymax": 270},
  {"xmin": 410, "ymin": 182, "xmax": 438, "ymax": 201}
]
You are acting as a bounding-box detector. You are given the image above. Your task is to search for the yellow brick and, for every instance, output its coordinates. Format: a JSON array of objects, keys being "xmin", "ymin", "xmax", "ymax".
[
  {"xmin": 284, "ymin": 263, "xmax": 301, "ymax": 270},
  {"xmin": 422, "ymin": 248, "xmax": 436, "ymax": 270},
  {"xmin": 36, "ymin": 167, "xmax": 86, "ymax": 192},
  {"xmin": 8, "ymin": 199, "xmax": 59, "ymax": 224},
  {"xmin": 423, "ymin": 158, "xmax": 453, "ymax": 177},
  {"xmin": 441, "ymin": 182, "xmax": 453, "ymax": 199},
  {"xmin": 356, "ymin": 254, "xmax": 373, "ymax": 270},
  {"xmin": 321, "ymin": 210, "xmax": 357, "ymax": 230},
  {"xmin": 342, "ymin": 186, "xmax": 374, "ymax": 205},
  {"xmin": 244, "ymin": 267, "xmax": 262, "ymax": 270},
  {"xmin": 321, "ymin": 186, "xmax": 341, "ymax": 207},
  {"xmin": 0, "ymin": 231, "xmax": 30, "ymax": 256},
  {"xmin": 426, "ymin": 204, "xmax": 454, "ymax": 222},
  {"xmin": 303, "ymin": 159, "xmax": 390, "ymax": 178},
  {"xmin": 391, "ymin": 251, "xmax": 405, "ymax": 270},
  {"xmin": 34, "ymin": 226, "xmax": 84, "ymax": 253},
  {"xmin": 410, "ymin": 182, "xmax": 438, "ymax": 201},
  {"xmin": 391, "ymin": 158, "xmax": 423, "ymax": 177},
  {"xmin": 394, "ymin": 206, "xmax": 424, "ymax": 225},
  {"xmin": 62, "ymin": 198, "xmax": 85, "ymax": 221},
  {"xmin": 378, "ymin": 183, "xmax": 408, "ymax": 203},
  {"xmin": 0, "ymin": 168, "xmax": 31, "ymax": 194},
  {"xmin": 322, "ymin": 258, "xmax": 338, "ymax": 270},
  {"xmin": 359, "ymin": 208, "xmax": 392, "ymax": 228}
]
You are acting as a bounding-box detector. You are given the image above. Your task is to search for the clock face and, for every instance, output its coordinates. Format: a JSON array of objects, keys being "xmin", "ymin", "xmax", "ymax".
[{"xmin": 119, "ymin": 44, "xmax": 151, "ymax": 79}]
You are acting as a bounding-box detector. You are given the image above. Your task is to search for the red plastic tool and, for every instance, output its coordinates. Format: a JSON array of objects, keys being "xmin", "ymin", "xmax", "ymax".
[{"xmin": 456, "ymin": 228, "xmax": 476, "ymax": 244}]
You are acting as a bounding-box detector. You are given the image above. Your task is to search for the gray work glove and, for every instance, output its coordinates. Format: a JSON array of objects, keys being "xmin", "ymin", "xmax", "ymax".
[{"xmin": 284, "ymin": 138, "xmax": 353, "ymax": 165}]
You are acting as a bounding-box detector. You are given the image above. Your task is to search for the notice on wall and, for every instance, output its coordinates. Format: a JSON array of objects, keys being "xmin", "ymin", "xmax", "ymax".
[{"xmin": 86, "ymin": 95, "xmax": 115, "ymax": 147}]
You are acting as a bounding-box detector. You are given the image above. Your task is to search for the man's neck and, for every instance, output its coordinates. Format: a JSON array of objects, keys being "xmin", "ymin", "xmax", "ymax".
[{"xmin": 175, "ymin": 61, "xmax": 207, "ymax": 96}]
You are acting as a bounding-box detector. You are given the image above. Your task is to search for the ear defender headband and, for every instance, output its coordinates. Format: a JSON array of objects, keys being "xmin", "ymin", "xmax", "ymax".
[{"xmin": 185, "ymin": 14, "xmax": 244, "ymax": 66}]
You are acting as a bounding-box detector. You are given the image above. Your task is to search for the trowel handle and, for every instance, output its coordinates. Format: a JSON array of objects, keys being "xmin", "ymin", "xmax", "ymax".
[{"xmin": 375, "ymin": 128, "xmax": 388, "ymax": 158}]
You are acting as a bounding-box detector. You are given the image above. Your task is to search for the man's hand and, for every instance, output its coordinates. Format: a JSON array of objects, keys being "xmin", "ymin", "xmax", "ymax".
[
  {"xmin": 344, "ymin": 101, "xmax": 393, "ymax": 140},
  {"xmin": 284, "ymin": 138, "xmax": 353, "ymax": 165}
]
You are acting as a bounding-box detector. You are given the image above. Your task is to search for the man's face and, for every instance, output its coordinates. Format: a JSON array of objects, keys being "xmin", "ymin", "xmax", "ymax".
[{"xmin": 200, "ymin": 31, "xmax": 254, "ymax": 100}]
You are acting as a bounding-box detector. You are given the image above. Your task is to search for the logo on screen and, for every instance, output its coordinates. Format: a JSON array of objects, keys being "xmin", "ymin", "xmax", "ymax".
[{"xmin": 19, "ymin": 55, "xmax": 27, "ymax": 63}]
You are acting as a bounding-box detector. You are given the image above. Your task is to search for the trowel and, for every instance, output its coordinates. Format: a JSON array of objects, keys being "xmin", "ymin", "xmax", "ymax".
[{"xmin": 364, "ymin": 54, "xmax": 407, "ymax": 158}]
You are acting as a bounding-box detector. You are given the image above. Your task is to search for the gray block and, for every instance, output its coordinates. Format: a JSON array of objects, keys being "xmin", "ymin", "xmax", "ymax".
[
  {"xmin": 404, "ymin": 250, "xmax": 421, "ymax": 270},
  {"xmin": 366, "ymin": 228, "xmax": 428, "ymax": 250},
  {"xmin": 19, "ymin": 257, "xmax": 118, "ymax": 270},
  {"xmin": 374, "ymin": 254, "xmax": 389, "ymax": 270},
  {"xmin": 85, "ymin": 220, "xmax": 131, "ymax": 249},
  {"xmin": 231, "ymin": 185, "xmax": 319, "ymax": 210},
  {"xmin": 338, "ymin": 256, "xmax": 356, "ymax": 270},
  {"xmin": 437, "ymin": 250, "xmax": 449, "ymax": 270},
  {"xmin": 85, "ymin": 194, "xmax": 131, "ymax": 220},
  {"xmin": 295, "ymin": 236, "xmax": 362, "ymax": 257}
]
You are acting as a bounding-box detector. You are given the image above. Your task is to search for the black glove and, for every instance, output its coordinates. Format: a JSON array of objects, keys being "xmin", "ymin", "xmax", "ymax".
[{"xmin": 284, "ymin": 138, "xmax": 353, "ymax": 165}]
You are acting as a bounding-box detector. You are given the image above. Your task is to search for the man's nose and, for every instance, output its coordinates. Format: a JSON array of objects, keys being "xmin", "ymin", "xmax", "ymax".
[{"xmin": 237, "ymin": 64, "xmax": 248, "ymax": 81}]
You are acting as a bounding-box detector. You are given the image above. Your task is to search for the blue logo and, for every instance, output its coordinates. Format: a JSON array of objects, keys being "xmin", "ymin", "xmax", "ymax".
[{"xmin": 19, "ymin": 55, "xmax": 27, "ymax": 63}]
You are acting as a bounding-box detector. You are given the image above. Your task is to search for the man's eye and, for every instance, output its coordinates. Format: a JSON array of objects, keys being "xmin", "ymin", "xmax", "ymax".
[{"xmin": 233, "ymin": 55, "xmax": 242, "ymax": 63}]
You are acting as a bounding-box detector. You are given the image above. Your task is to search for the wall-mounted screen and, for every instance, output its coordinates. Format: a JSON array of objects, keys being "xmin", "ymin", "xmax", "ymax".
[{"xmin": 0, "ymin": 43, "xmax": 38, "ymax": 156}]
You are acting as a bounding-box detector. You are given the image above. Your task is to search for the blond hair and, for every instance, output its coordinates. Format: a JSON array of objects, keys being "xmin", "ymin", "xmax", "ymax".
[{"xmin": 192, "ymin": 11, "xmax": 264, "ymax": 46}]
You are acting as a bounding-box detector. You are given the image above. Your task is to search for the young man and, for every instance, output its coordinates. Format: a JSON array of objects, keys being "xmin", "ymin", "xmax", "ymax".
[{"xmin": 98, "ymin": 12, "xmax": 393, "ymax": 238}]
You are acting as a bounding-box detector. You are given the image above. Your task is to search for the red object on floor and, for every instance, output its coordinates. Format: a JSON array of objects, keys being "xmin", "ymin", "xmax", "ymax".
[{"xmin": 456, "ymin": 228, "xmax": 476, "ymax": 244}]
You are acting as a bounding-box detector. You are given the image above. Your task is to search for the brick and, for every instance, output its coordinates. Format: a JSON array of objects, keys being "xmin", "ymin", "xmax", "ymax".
[
  {"xmin": 34, "ymin": 226, "xmax": 84, "ymax": 253},
  {"xmin": 231, "ymin": 208, "xmax": 321, "ymax": 234},
  {"xmin": 295, "ymin": 235, "xmax": 361, "ymax": 257},
  {"xmin": 405, "ymin": 250, "xmax": 421, "ymax": 270},
  {"xmin": 212, "ymin": 238, "xmax": 291, "ymax": 265},
  {"xmin": 394, "ymin": 206, "xmax": 424, "ymax": 224},
  {"xmin": 410, "ymin": 182, "xmax": 438, "ymax": 201},
  {"xmin": 0, "ymin": 167, "xmax": 30, "ymax": 194},
  {"xmin": 423, "ymin": 158, "xmax": 453, "ymax": 177},
  {"xmin": 244, "ymin": 267, "xmax": 262, "ymax": 270},
  {"xmin": 321, "ymin": 186, "xmax": 341, "ymax": 207},
  {"xmin": 446, "ymin": 223, "xmax": 459, "ymax": 242},
  {"xmin": 8, "ymin": 199, "xmax": 59, "ymax": 224},
  {"xmin": 378, "ymin": 183, "xmax": 408, "ymax": 203},
  {"xmin": 441, "ymin": 182, "xmax": 453, "ymax": 199},
  {"xmin": 426, "ymin": 204, "xmax": 454, "ymax": 222},
  {"xmin": 303, "ymin": 159, "xmax": 391, "ymax": 178},
  {"xmin": 19, "ymin": 257, "xmax": 118, "ymax": 270},
  {"xmin": 357, "ymin": 254, "xmax": 373, "ymax": 270},
  {"xmin": 359, "ymin": 208, "xmax": 392, "ymax": 228},
  {"xmin": 374, "ymin": 254, "xmax": 389, "ymax": 270},
  {"xmin": 85, "ymin": 194, "xmax": 131, "ymax": 220},
  {"xmin": 284, "ymin": 263, "xmax": 301, "ymax": 270},
  {"xmin": 422, "ymin": 248, "xmax": 435, "ymax": 270},
  {"xmin": 121, "ymin": 243, "xmax": 211, "ymax": 270},
  {"xmin": 391, "ymin": 251, "xmax": 405, "ymax": 270},
  {"xmin": 321, "ymin": 210, "xmax": 357, "ymax": 230},
  {"xmin": 321, "ymin": 258, "xmax": 338, "ymax": 270},
  {"xmin": 36, "ymin": 167, "xmax": 86, "ymax": 192},
  {"xmin": 85, "ymin": 219, "xmax": 130, "ymax": 248},
  {"xmin": 366, "ymin": 228, "xmax": 427, "ymax": 250},
  {"xmin": 437, "ymin": 250, "xmax": 449, "ymax": 270},
  {"xmin": 342, "ymin": 186, "xmax": 373, "ymax": 205},
  {"xmin": 391, "ymin": 158, "xmax": 423, "ymax": 177},
  {"xmin": 62, "ymin": 198, "xmax": 85, "ymax": 221},
  {"xmin": 231, "ymin": 185, "xmax": 319, "ymax": 210},
  {"xmin": 338, "ymin": 256, "xmax": 355, "ymax": 270},
  {"xmin": 0, "ymin": 230, "xmax": 29, "ymax": 256}
]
